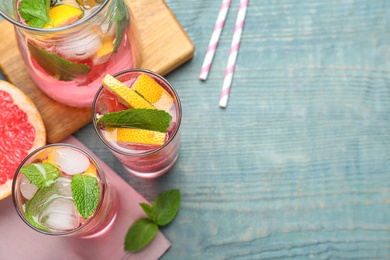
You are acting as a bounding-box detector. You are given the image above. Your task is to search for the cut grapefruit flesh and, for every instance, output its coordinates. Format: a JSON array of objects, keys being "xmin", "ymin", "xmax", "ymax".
[{"xmin": 0, "ymin": 81, "xmax": 46, "ymax": 200}]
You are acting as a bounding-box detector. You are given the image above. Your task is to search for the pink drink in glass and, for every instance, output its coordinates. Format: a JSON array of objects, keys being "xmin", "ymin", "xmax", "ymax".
[
  {"xmin": 12, "ymin": 144, "xmax": 117, "ymax": 238},
  {"xmin": 11, "ymin": 0, "xmax": 141, "ymax": 107},
  {"xmin": 92, "ymin": 69, "xmax": 182, "ymax": 178}
]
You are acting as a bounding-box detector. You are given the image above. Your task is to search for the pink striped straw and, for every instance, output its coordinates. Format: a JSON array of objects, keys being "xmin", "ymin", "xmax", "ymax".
[
  {"xmin": 199, "ymin": 0, "xmax": 232, "ymax": 81},
  {"xmin": 219, "ymin": 0, "xmax": 249, "ymax": 108}
]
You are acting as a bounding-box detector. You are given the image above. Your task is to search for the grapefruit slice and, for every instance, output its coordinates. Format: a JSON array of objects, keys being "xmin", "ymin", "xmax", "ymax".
[{"xmin": 0, "ymin": 81, "xmax": 46, "ymax": 200}]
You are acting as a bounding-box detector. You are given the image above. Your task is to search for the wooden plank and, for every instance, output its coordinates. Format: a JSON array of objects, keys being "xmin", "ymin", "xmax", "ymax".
[
  {"xmin": 0, "ymin": 0, "xmax": 194, "ymax": 144},
  {"xmin": 156, "ymin": 1, "xmax": 390, "ymax": 259}
]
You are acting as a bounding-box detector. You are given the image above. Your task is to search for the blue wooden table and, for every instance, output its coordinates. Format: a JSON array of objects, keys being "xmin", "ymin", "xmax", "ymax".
[{"xmin": 2, "ymin": 0, "xmax": 390, "ymax": 259}]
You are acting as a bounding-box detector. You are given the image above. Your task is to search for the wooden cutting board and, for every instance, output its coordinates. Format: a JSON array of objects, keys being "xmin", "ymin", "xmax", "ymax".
[{"xmin": 0, "ymin": 0, "xmax": 194, "ymax": 144}]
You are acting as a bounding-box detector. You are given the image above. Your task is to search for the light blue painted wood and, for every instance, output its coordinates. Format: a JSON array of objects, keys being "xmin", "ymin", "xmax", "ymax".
[{"xmin": 2, "ymin": 0, "xmax": 390, "ymax": 258}]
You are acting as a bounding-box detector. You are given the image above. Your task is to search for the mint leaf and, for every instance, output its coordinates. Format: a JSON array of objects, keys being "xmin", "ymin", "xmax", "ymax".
[
  {"xmin": 112, "ymin": 0, "xmax": 129, "ymax": 52},
  {"xmin": 25, "ymin": 180, "xmax": 64, "ymax": 231},
  {"xmin": 70, "ymin": 174, "xmax": 100, "ymax": 219},
  {"xmin": 20, "ymin": 163, "xmax": 60, "ymax": 188},
  {"xmin": 97, "ymin": 108, "xmax": 172, "ymax": 133},
  {"xmin": 18, "ymin": 0, "xmax": 51, "ymax": 28},
  {"xmin": 25, "ymin": 212, "xmax": 51, "ymax": 232},
  {"xmin": 124, "ymin": 189, "xmax": 181, "ymax": 252},
  {"xmin": 124, "ymin": 218, "xmax": 158, "ymax": 252},
  {"xmin": 151, "ymin": 189, "xmax": 180, "ymax": 226},
  {"xmin": 28, "ymin": 42, "xmax": 91, "ymax": 81},
  {"xmin": 140, "ymin": 203, "xmax": 154, "ymax": 220}
]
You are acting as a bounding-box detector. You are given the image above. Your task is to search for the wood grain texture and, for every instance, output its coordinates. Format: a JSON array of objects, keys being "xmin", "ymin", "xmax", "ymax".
[
  {"xmin": 74, "ymin": 0, "xmax": 390, "ymax": 259},
  {"xmin": 0, "ymin": 0, "xmax": 194, "ymax": 143}
]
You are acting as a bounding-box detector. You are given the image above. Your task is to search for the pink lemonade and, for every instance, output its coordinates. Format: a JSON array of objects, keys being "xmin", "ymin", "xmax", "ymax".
[
  {"xmin": 12, "ymin": 144, "xmax": 117, "ymax": 237},
  {"xmin": 92, "ymin": 70, "xmax": 182, "ymax": 178},
  {"xmin": 14, "ymin": 0, "xmax": 141, "ymax": 107}
]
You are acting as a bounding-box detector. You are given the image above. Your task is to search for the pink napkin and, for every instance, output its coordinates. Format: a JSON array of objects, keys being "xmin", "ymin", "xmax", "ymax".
[{"xmin": 0, "ymin": 136, "xmax": 171, "ymax": 260}]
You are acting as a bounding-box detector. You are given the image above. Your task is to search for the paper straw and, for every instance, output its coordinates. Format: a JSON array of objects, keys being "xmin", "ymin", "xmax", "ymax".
[
  {"xmin": 199, "ymin": 0, "xmax": 232, "ymax": 81},
  {"xmin": 219, "ymin": 0, "xmax": 249, "ymax": 108}
]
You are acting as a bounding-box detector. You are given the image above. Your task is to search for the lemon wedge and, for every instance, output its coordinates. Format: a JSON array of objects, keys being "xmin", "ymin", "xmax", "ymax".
[
  {"xmin": 44, "ymin": 5, "xmax": 83, "ymax": 29},
  {"xmin": 84, "ymin": 163, "xmax": 97, "ymax": 177},
  {"xmin": 96, "ymin": 37, "xmax": 114, "ymax": 60},
  {"xmin": 132, "ymin": 73, "xmax": 174, "ymax": 111},
  {"xmin": 104, "ymin": 127, "xmax": 166, "ymax": 146},
  {"xmin": 102, "ymin": 74, "xmax": 155, "ymax": 109}
]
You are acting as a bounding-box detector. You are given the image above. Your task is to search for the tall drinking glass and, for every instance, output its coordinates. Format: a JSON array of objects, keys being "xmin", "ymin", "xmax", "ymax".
[
  {"xmin": 12, "ymin": 144, "xmax": 117, "ymax": 238},
  {"xmin": 92, "ymin": 69, "xmax": 182, "ymax": 178},
  {"xmin": 0, "ymin": 0, "xmax": 141, "ymax": 107}
]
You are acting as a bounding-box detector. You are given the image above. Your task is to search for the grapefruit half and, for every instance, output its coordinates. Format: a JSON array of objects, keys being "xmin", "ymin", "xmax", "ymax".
[{"xmin": 0, "ymin": 80, "xmax": 46, "ymax": 200}]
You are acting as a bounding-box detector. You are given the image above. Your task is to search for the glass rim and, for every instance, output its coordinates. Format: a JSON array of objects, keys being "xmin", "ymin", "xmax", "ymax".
[
  {"xmin": 92, "ymin": 68, "xmax": 182, "ymax": 157},
  {"xmin": 12, "ymin": 143, "xmax": 107, "ymax": 236},
  {"xmin": 0, "ymin": 0, "xmax": 110, "ymax": 33}
]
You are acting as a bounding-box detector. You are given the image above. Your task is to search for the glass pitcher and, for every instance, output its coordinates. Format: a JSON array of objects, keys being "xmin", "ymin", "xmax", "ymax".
[{"xmin": 0, "ymin": 0, "xmax": 142, "ymax": 107}]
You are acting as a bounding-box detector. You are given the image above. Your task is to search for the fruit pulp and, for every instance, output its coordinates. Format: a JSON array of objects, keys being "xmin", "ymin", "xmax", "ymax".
[
  {"xmin": 13, "ymin": 145, "xmax": 116, "ymax": 236},
  {"xmin": 93, "ymin": 71, "xmax": 182, "ymax": 178},
  {"xmin": 15, "ymin": 0, "xmax": 141, "ymax": 107},
  {"xmin": 0, "ymin": 80, "xmax": 46, "ymax": 200},
  {"xmin": 0, "ymin": 89, "xmax": 35, "ymax": 185}
]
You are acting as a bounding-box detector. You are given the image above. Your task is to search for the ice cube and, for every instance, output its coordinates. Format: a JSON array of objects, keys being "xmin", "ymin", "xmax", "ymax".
[
  {"xmin": 52, "ymin": 147, "xmax": 90, "ymax": 175},
  {"xmin": 20, "ymin": 174, "xmax": 38, "ymax": 200},
  {"xmin": 25, "ymin": 177, "xmax": 74, "ymax": 229},
  {"xmin": 100, "ymin": 22, "xmax": 117, "ymax": 37},
  {"xmin": 39, "ymin": 198, "xmax": 80, "ymax": 231},
  {"xmin": 55, "ymin": 177, "xmax": 72, "ymax": 198},
  {"xmin": 57, "ymin": 34, "xmax": 102, "ymax": 61}
]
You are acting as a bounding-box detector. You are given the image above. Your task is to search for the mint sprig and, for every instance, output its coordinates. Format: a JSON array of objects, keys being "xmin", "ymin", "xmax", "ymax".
[
  {"xmin": 25, "ymin": 212, "xmax": 50, "ymax": 232},
  {"xmin": 124, "ymin": 189, "xmax": 181, "ymax": 252},
  {"xmin": 97, "ymin": 108, "xmax": 172, "ymax": 133},
  {"xmin": 28, "ymin": 42, "xmax": 91, "ymax": 81},
  {"xmin": 112, "ymin": 0, "xmax": 129, "ymax": 52},
  {"xmin": 141, "ymin": 189, "xmax": 181, "ymax": 226},
  {"xmin": 25, "ymin": 180, "xmax": 62, "ymax": 231},
  {"xmin": 20, "ymin": 163, "xmax": 60, "ymax": 188},
  {"xmin": 124, "ymin": 218, "xmax": 158, "ymax": 252},
  {"xmin": 18, "ymin": 0, "xmax": 51, "ymax": 28},
  {"xmin": 70, "ymin": 174, "xmax": 100, "ymax": 219}
]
